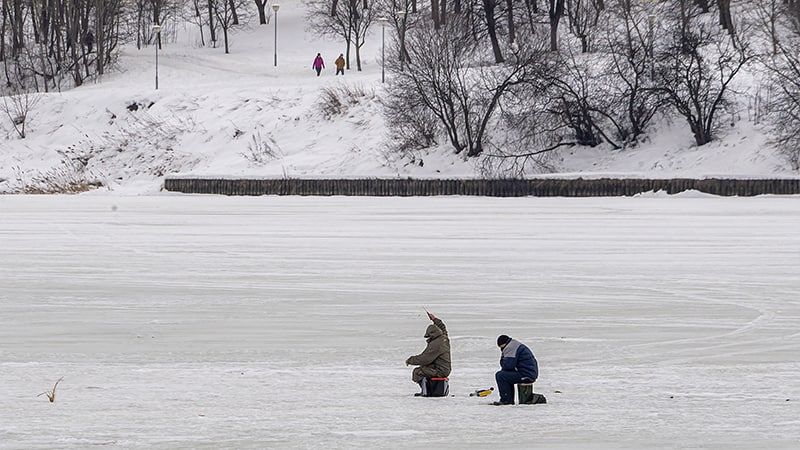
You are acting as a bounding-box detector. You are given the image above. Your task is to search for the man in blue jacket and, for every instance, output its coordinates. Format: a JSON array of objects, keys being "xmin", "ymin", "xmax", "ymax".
[{"xmin": 494, "ymin": 334, "xmax": 538, "ymax": 405}]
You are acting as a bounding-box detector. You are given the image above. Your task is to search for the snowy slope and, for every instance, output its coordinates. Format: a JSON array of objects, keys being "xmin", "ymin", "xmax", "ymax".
[{"xmin": 0, "ymin": 1, "xmax": 797, "ymax": 194}]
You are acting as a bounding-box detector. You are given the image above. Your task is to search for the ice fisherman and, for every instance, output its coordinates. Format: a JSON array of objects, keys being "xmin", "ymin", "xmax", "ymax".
[
  {"xmin": 493, "ymin": 334, "xmax": 538, "ymax": 405},
  {"xmin": 335, "ymin": 54, "xmax": 346, "ymax": 75},
  {"xmin": 405, "ymin": 311, "xmax": 451, "ymax": 396},
  {"xmin": 312, "ymin": 53, "xmax": 325, "ymax": 76}
]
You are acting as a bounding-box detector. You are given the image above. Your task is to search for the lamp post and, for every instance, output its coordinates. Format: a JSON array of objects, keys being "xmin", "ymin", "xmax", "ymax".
[
  {"xmin": 272, "ymin": 4, "xmax": 280, "ymax": 67},
  {"xmin": 152, "ymin": 24, "xmax": 162, "ymax": 90},
  {"xmin": 378, "ymin": 17, "xmax": 389, "ymax": 83}
]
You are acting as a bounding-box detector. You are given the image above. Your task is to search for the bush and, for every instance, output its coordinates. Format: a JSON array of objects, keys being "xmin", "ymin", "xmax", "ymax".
[
  {"xmin": 23, "ymin": 160, "xmax": 104, "ymax": 194},
  {"xmin": 317, "ymin": 84, "xmax": 375, "ymax": 120},
  {"xmin": 241, "ymin": 131, "xmax": 281, "ymax": 165}
]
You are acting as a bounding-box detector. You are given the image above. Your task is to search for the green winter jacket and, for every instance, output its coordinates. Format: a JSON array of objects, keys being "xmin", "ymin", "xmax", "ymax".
[{"xmin": 406, "ymin": 319, "xmax": 452, "ymax": 377}]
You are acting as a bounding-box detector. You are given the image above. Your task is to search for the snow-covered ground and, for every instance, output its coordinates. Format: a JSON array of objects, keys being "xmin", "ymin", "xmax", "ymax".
[
  {"xmin": 0, "ymin": 1, "xmax": 797, "ymax": 194},
  {"xmin": 1, "ymin": 195, "xmax": 799, "ymax": 448}
]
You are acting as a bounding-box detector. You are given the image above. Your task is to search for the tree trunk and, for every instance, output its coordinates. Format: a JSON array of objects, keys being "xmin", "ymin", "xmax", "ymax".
[
  {"xmin": 136, "ymin": 0, "xmax": 142, "ymax": 49},
  {"xmin": 679, "ymin": 0, "xmax": 690, "ymax": 53},
  {"xmin": 399, "ymin": 24, "xmax": 408, "ymax": 69},
  {"xmin": 96, "ymin": 0, "xmax": 104, "ymax": 75},
  {"xmin": 506, "ymin": 0, "xmax": 515, "ymax": 43},
  {"xmin": 208, "ymin": 0, "xmax": 216, "ymax": 45},
  {"xmin": 718, "ymin": 0, "xmax": 733, "ymax": 34},
  {"xmin": 194, "ymin": 0, "xmax": 206, "ymax": 44},
  {"xmin": 12, "ymin": 0, "xmax": 24, "ymax": 56},
  {"xmin": 441, "ymin": 0, "xmax": 447, "ymax": 27},
  {"xmin": 549, "ymin": 0, "xmax": 564, "ymax": 52},
  {"xmin": 1, "ymin": 1, "xmax": 7, "ymax": 64},
  {"xmin": 229, "ymin": 0, "xmax": 239, "ymax": 25},
  {"xmin": 345, "ymin": 37, "xmax": 351, "ymax": 69},
  {"xmin": 691, "ymin": 121, "xmax": 710, "ymax": 146},
  {"xmin": 524, "ymin": 0, "xmax": 536, "ymax": 34},
  {"xmin": 483, "ymin": 0, "xmax": 504, "ymax": 62},
  {"xmin": 255, "ymin": 0, "xmax": 267, "ymax": 24},
  {"xmin": 432, "ymin": 0, "xmax": 440, "ymax": 28}
]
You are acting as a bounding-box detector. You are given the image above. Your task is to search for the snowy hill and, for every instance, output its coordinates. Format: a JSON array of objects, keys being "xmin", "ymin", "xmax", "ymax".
[{"xmin": 0, "ymin": 1, "xmax": 797, "ymax": 194}]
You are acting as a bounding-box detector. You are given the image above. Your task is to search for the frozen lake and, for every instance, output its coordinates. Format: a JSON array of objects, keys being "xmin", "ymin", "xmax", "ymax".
[{"xmin": 1, "ymin": 195, "xmax": 799, "ymax": 448}]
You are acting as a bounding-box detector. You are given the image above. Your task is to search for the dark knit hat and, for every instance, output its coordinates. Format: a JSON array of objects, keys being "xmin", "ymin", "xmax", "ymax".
[{"xmin": 497, "ymin": 335, "xmax": 511, "ymax": 347}]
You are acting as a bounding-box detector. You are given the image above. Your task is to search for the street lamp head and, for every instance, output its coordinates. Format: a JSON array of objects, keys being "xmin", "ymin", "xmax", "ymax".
[
  {"xmin": 272, "ymin": 3, "xmax": 280, "ymax": 12},
  {"xmin": 152, "ymin": 24, "xmax": 162, "ymax": 34},
  {"xmin": 378, "ymin": 17, "xmax": 389, "ymax": 25}
]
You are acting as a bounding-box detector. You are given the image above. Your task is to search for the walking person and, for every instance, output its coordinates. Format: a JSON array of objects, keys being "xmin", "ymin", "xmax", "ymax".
[
  {"xmin": 493, "ymin": 334, "xmax": 538, "ymax": 405},
  {"xmin": 335, "ymin": 54, "xmax": 346, "ymax": 75},
  {"xmin": 312, "ymin": 53, "xmax": 325, "ymax": 76}
]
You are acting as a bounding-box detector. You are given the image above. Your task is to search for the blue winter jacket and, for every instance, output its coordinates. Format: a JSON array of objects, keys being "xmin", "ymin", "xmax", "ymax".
[{"xmin": 500, "ymin": 339, "xmax": 538, "ymax": 380}]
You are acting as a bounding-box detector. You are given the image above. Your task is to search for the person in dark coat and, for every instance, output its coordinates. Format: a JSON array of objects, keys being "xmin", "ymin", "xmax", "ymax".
[
  {"xmin": 493, "ymin": 334, "xmax": 538, "ymax": 405},
  {"xmin": 84, "ymin": 30, "xmax": 94, "ymax": 53},
  {"xmin": 406, "ymin": 312, "xmax": 451, "ymax": 395}
]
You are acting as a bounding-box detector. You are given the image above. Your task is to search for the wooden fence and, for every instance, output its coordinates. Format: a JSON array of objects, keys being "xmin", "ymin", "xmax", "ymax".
[{"xmin": 163, "ymin": 178, "xmax": 800, "ymax": 197}]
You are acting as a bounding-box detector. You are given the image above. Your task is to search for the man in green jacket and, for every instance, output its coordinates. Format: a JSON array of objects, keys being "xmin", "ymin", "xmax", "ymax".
[{"xmin": 406, "ymin": 311, "xmax": 452, "ymax": 394}]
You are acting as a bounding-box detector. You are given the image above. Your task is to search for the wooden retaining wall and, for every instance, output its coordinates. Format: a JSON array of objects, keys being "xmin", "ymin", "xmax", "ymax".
[{"xmin": 163, "ymin": 178, "xmax": 800, "ymax": 197}]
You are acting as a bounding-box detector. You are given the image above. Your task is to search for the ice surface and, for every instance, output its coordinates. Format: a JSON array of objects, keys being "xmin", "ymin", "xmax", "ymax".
[{"xmin": 1, "ymin": 195, "xmax": 799, "ymax": 448}]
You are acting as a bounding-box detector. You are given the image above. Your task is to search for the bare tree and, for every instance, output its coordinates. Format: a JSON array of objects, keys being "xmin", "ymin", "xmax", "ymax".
[
  {"xmin": 308, "ymin": 0, "xmax": 355, "ymax": 69},
  {"xmin": 543, "ymin": 48, "xmax": 622, "ymax": 148},
  {"xmin": 754, "ymin": 0, "xmax": 784, "ymax": 55},
  {"xmin": 1, "ymin": 0, "xmax": 126, "ymax": 92},
  {"xmin": 375, "ymin": 0, "xmax": 425, "ymax": 69},
  {"xmin": 655, "ymin": 15, "xmax": 754, "ymax": 146},
  {"xmin": 565, "ymin": 0, "xmax": 603, "ymax": 53},
  {"xmin": 211, "ymin": 0, "xmax": 249, "ymax": 53},
  {"xmin": 602, "ymin": 0, "xmax": 665, "ymax": 144},
  {"xmin": 2, "ymin": 90, "xmax": 41, "ymax": 139},
  {"xmin": 350, "ymin": 0, "xmax": 374, "ymax": 70},
  {"xmin": 388, "ymin": 18, "xmax": 548, "ymax": 157},
  {"xmin": 185, "ymin": 0, "xmax": 210, "ymax": 45},
  {"xmin": 307, "ymin": 0, "xmax": 373, "ymax": 70},
  {"xmin": 762, "ymin": 1, "xmax": 800, "ymax": 168}
]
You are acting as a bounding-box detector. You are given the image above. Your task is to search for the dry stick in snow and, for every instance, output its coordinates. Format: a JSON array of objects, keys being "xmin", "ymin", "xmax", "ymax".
[{"xmin": 37, "ymin": 377, "xmax": 64, "ymax": 403}]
